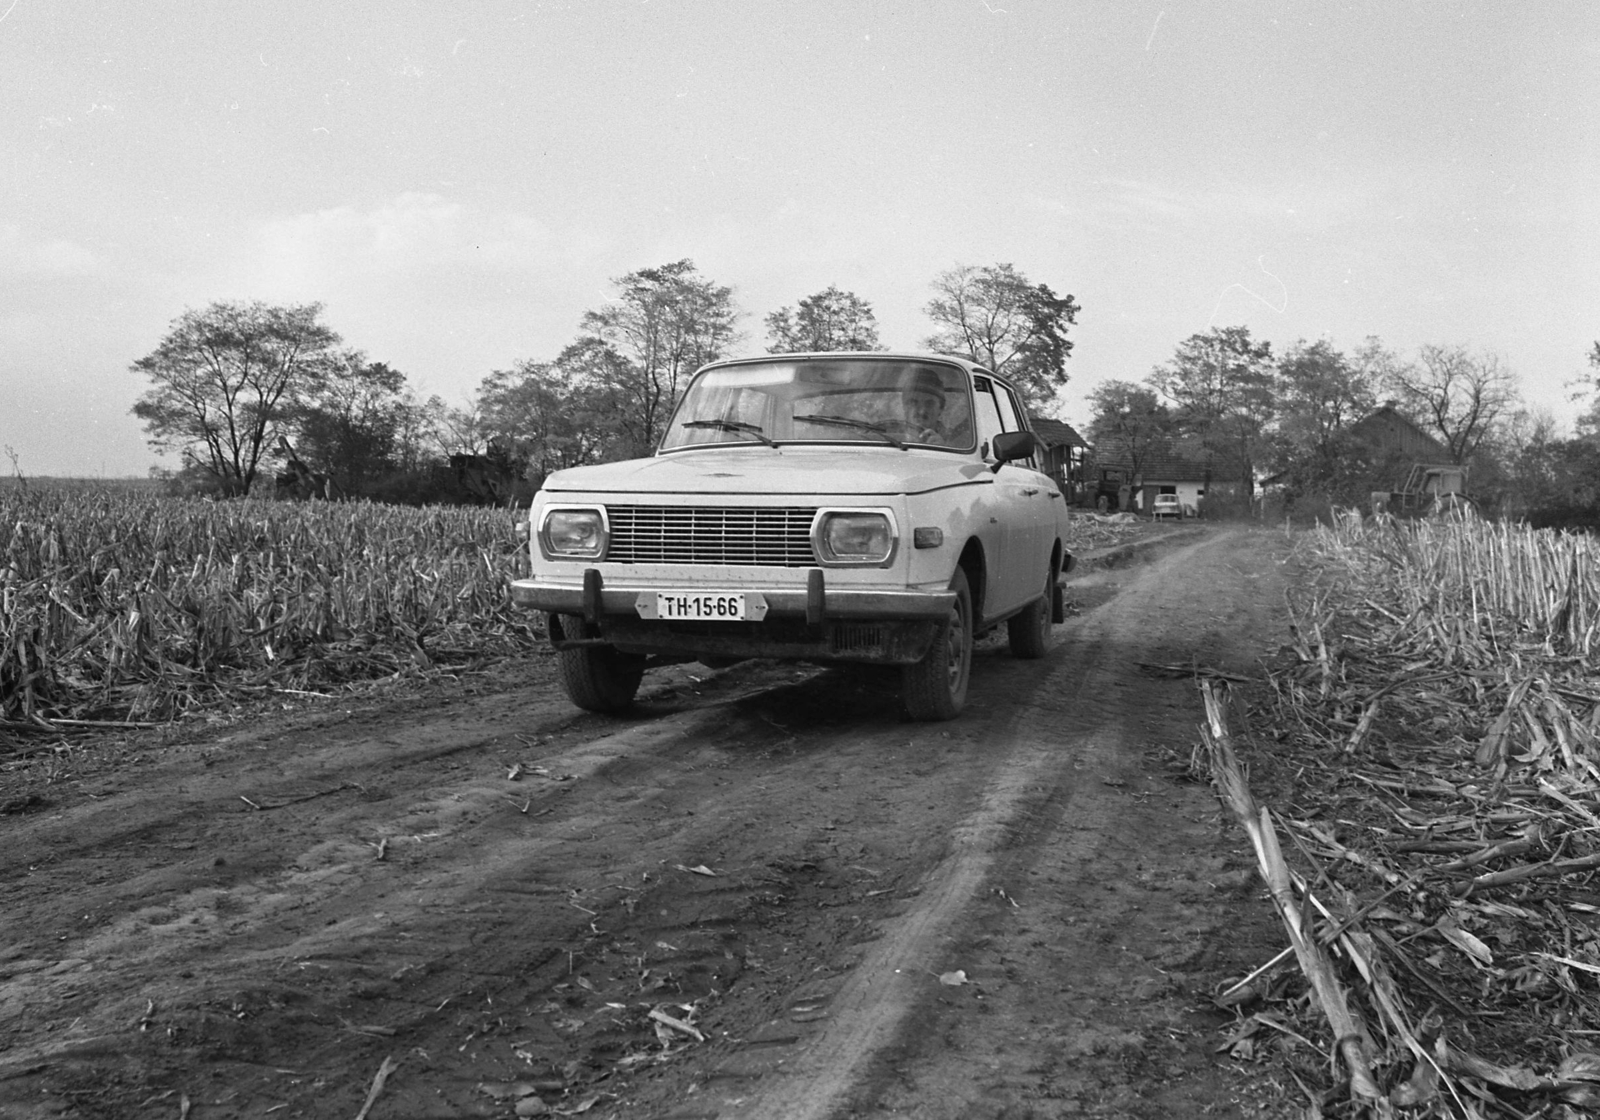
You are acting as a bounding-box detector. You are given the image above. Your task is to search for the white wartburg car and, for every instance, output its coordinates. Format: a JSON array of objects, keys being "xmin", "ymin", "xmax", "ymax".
[{"xmin": 511, "ymin": 353, "xmax": 1073, "ymax": 721}]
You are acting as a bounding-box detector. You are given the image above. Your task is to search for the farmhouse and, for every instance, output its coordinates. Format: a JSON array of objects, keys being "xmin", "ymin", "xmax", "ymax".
[
  {"xmin": 1343, "ymin": 403, "xmax": 1475, "ymax": 513},
  {"xmin": 1087, "ymin": 443, "xmax": 1239, "ymax": 515},
  {"xmin": 1344, "ymin": 402, "xmax": 1453, "ymax": 468}
]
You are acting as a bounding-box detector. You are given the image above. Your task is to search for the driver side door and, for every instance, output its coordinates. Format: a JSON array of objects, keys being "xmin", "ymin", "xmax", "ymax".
[{"xmin": 971, "ymin": 376, "xmax": 1048, "ymax": 618}]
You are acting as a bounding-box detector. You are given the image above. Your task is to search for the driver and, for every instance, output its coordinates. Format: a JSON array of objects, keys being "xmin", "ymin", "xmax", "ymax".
[{"xmin": 901, "ymin": 369, "xmax": 949, "ymax": 442}]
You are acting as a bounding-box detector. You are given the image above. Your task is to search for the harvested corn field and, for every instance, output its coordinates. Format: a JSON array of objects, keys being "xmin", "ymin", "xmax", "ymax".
[
  {"xmin": 1210, "ymin": 512, "xmax": 1600, "ymax": 1117},
  {"xmin": 0, "ymin": 488, "xmax": 533, "ymax": 726},
  {"xmin": 0, "ymin": 487, "xmax": 1155, "ymax": 731}
]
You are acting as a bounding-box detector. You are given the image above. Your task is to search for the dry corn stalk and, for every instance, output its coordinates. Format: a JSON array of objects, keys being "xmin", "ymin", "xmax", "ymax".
[{"xmin": 1202, "ymin": 680, "xmax": 1390, "ymax": 1115}]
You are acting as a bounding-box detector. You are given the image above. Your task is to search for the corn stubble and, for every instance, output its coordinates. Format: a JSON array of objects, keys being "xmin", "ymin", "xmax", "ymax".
[
  {"xmin": 1205, "ymin": 510, "xmax": 1600, "ymax": 1117},
  {"xmin": 1, "ymin": 487, "xmax": 530, "ymax": 725}
]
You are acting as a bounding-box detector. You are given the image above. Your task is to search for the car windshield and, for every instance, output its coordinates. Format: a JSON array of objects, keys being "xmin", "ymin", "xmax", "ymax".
[{"xmin": 660, "ymin": 358, "xmax": 976, "ymax": 452}]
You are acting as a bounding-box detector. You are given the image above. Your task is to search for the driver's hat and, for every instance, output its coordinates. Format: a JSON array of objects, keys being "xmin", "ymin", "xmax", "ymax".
[{"xmin": 905, "ymin": 368, "xmax": 946, "ymax": 399}]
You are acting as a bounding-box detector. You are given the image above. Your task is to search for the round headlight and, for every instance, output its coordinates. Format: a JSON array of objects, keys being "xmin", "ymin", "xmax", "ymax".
[
  {"xmin": 818, "ymin": 511, "xmax": 895, "ymax": 565},
  {"xmin": 540, "ymin": 508, "xmax": 607, "ymax": 559}
]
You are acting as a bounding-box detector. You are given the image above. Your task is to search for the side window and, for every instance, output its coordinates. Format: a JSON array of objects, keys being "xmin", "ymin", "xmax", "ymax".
[
  {"xmin": 991, "ymin": 382, "xmax": 1039, "ymax": 469},
  {"xmin": 973, "ymin": 378, "xmax": 1005, "ymax": 459},
  {"xmin": 992, "ymin": 384, "xmax": 1021, "ymax": 431}
]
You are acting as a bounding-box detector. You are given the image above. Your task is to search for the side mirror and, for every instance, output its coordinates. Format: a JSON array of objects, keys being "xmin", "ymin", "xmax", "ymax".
[{"xmin": 991, "ymin": 431, "xmax": 1037, "ymax": 471}]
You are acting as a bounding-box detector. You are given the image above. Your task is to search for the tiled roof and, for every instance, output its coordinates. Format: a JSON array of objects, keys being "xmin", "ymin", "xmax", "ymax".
[
  {"xmin": 1345, "ymin": 405, "xmax": 1452, "ymax": 462},
  {"xmin": 1029, "ymin": 418, "xmax": 1088, "ymax": 449},
  {"xmin": 1090, "ymin": 444, "xmax": 1218, "ymax": 483}
]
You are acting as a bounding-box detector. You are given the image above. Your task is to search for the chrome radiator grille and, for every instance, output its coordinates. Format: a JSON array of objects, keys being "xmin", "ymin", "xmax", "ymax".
[{"xmin": 606, "ymin": 506, "xmax": 818, "ymax": 567}]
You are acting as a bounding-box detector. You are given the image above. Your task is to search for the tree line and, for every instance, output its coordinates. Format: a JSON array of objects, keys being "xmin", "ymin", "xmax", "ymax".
[
  {"xmin": 1086, "ymin": 326, "xmax": 1600, "ymax": 524},
  {"xmin": 132, "ymin": 260, "xmax": 1077, "ymax": 502}
]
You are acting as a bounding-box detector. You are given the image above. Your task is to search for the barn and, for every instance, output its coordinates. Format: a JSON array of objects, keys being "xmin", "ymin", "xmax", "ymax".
[{"xmin": 1028, "ymin": 418, "xmax": 1089, "ymax": 499}]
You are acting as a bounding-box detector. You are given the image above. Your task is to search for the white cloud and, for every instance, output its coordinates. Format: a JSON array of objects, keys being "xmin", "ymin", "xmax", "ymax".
[
  {"xmin": 248, "ymin": 193, "xmax": 579, "ymax": 294},
  {"xmin": 218, "ymin": 195, "xmax": 617, "ymax": 402},
  {"xmin": 0, "ymin": 224, "xmax": 104, "ymax": 277},
  {"xmin": 255, "ymin": 194, "xmax": 462, "ymax": 284}
]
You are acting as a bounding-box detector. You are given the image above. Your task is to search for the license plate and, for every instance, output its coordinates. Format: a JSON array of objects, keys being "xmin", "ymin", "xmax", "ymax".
[{"xmin": 654, "ymin": 592, "xmax": 749, "ymax": 621}]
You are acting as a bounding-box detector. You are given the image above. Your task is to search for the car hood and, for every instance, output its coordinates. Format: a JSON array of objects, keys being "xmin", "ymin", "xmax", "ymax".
[{"xmin": 539, "ymin": 447, "xmax": 994, "ymax": 498}]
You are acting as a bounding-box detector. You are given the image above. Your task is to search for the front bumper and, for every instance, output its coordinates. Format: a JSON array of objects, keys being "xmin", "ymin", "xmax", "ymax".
[
  {"xmin": 510, "ymin": 571, "xmax": 955, "ymax": 623},
  {"xmin": 510, "ymin": 569, "xmax": 954, "ymax": 665}
]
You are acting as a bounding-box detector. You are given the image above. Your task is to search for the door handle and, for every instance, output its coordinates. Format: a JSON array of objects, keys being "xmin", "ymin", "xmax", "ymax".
[{"xmin": 1021, "ymin": 487, "xmax": 1040, "ymax": 496}]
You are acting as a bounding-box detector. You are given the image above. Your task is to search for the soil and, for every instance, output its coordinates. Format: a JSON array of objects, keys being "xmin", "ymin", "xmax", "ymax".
[{"xmin": 0, "ymin": 525, "xmax": 1298, "ymax": 1120}]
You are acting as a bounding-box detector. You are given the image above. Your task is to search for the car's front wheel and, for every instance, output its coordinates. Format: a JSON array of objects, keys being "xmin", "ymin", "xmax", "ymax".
[
  {"xmin": 554, "ymin": 620, "xmax": 646, "ymax": 713},
  {"xmin": 902, "ymin": 569, "xmax": 972, "ymax": 721},
  {"xmin": 1007, "ymin": 560, "xmax": 1056, "ymax": 659}
]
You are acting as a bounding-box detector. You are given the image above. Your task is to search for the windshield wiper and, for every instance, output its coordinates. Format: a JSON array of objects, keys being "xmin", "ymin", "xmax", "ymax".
[
  {"xmin": 680, "ymin": 419, "xmax": 774, "ymax": 446},
  {"xmin": 792, "ymin": 414, "xmax": 905, "ymax": 449}
]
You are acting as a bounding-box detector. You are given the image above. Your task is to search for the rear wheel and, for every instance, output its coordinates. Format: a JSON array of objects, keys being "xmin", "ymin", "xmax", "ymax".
[
  {"xmin": 1007, "ymin": 560, "xmax": 1057, "ymax": 659},
  {"xmin": 554, "ymin": 618, "xmax": 646, "ymax": 713},
  {"xmin": 902, "ymin": 569, "xmax": 972, "ymax": 721}
]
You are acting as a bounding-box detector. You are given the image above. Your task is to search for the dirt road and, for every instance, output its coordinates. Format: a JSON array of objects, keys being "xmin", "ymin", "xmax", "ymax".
[{"xmin": 0, "ymin": 526, "xmax": 1293, "ymax": 1119}]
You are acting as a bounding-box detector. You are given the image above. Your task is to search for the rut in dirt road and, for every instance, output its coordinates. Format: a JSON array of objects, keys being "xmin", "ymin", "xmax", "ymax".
[
  {"xmin": 0, "ymin": 526, "xmax": 1287, "ymax": 1120},
  {"xmin": 697, "ymin": 526, "xmax": 1285, "ymax": 1120}
]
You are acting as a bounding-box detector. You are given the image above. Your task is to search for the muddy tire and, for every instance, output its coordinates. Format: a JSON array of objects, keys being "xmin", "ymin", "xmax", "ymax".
[
  {"xmin": 902, "ymin": 569, "xmax": 972, "ymax": 721},
  {"xmin": 1007, "ymin": 562, "xmax": 1056, "ymax": 659},
  {"xmin": 557, "ymin": 643, "xmax": 646, "ymax": 713}
]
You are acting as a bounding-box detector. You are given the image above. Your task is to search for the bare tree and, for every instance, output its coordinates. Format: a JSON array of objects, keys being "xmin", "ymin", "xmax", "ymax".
[
  {"xmin": 923, "ymin": 263, "xmax": 1079, "ymax": 406},
  {"xmin": 431, "ymin": 398, "xmax": 492, "ymax": 457},
  {"xmin": 578, "ymin": 260, "xmax": 740, "ymax": 457},
  {"xmin": 1383, "ymin": 344, "xmax": 1519, "ymax": 464},
  {"xmin": 131, "ymin": 301, "xmax": 341, "ymax": 496}
]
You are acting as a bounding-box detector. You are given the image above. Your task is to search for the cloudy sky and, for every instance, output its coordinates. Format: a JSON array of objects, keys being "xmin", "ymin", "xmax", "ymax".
[{"xmin": 2, "ymin": 0, "xmax": 1596, "ymax": 477}]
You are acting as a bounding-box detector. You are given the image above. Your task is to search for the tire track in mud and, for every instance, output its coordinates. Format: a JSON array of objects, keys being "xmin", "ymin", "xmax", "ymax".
[
  {"xmin": 2, "ymin": 655, "xmax": 993, "ymax": 1116},
  {"xmin": 689, "ymin": 527, "xmax": 1284, "ymax": 1120},
  {"xmin": 0, "ymin": 693, "xmax": 802, "ymax": 1096},
  {"xmin": 850, "ymin": 528, "xmax": 1288, "ymax": 1119}
]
